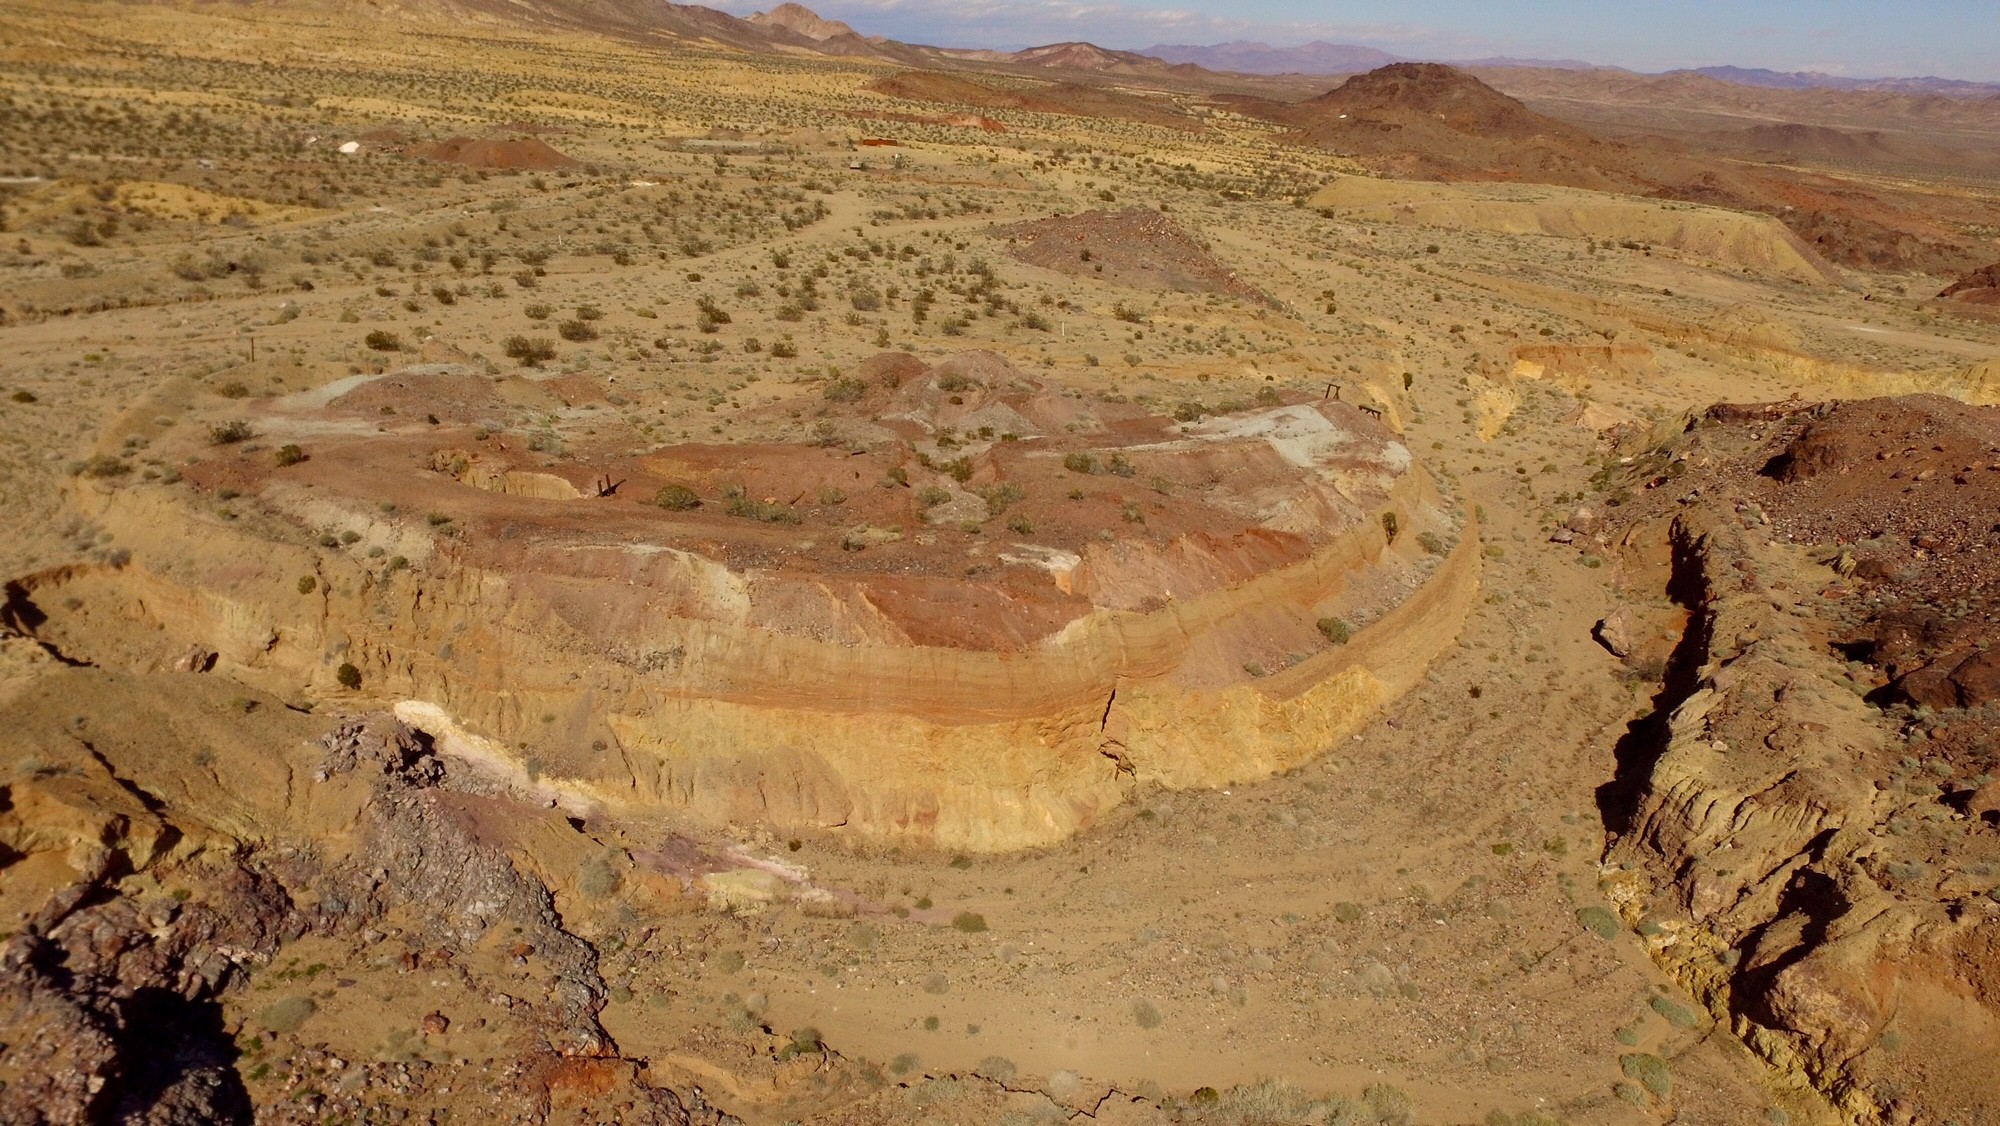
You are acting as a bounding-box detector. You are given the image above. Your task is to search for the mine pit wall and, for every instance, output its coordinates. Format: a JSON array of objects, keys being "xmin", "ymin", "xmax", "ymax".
[
  {"xmin": 1604, "ymin": 510, "xmax": 1999, "ymax": 1125},
  {"xmin": 47, "ymin": 467, "xmax": 1479, "ymax": 852}
]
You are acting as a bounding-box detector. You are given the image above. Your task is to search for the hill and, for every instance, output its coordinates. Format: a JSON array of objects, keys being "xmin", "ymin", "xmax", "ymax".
[
  {"xmin": 1141, "ymin": 40, "xmax": 1398, "ymax": 76},
  {"xmin": 1234, "ymin": 63, "xmax": 1650, "ymax": 190}
]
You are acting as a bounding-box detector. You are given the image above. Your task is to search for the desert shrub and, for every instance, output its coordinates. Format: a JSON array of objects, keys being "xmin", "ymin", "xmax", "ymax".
[
  {"xmin": 260, "ymin": 997, "xmax": 316, "ymax": 1034},
  {"xmin": 577, "ymin": 856, "xmax": 620, "ymax": 899},
  {"xmin": 1318, "ymin": 617, "xmax": 1352, "ymax": 645},
  {"xmin": 1364, "ymin": 1084, "xmax": 1415, "ymax": 1124},
  {"xmin": 503, "ymin": 335, "xmax": 557, "ymax": 367},
  {"xmin": 1062, "ymin": 452, "xmax": 1097, "ymax": 475},
  {"xmin": 916, "ymin": 485, "xmax": 950, "ymax": 509},
  {"xmin": 981, "ymin": 482, "xmax": 1024, "ymax": 517},
  {"xmin": 335, "ymin": 662, "xmax": 361, "ymax": 690},
  {"xmin": 724, "ymin": 496, "xmax": 800, "ymax": 524},
  {"xmin": 523, "ymin": 303, "xmax": 552, "ymax": 320},
  {"xmin": 950, "ymin": 911, "xmax": 989, "ymax": 933},
  {"xmin": 1173, "ymin": 401, "xmax": 1206, "ymax": 423},
  {"xmin": 209, "ymin": 420, "xmax": 253, "ymax": 445},
  {"xmin": 574, "ymin": 303, "xmax": 604, "ymax": 321},
  {"xmin": 1577, "ymin": 906, "xmax": 1620, "ymax": 939},
  {"xmin": 557, "ymin": 319, "xmax": 598, "ymax": 342},
  {"xmin": 770, "ymin": 338, "xmax": 798, "ymax": 358},
  {"xmin": 1381, "ymin": 511, "xmax": 1399, "ymax": 543},
  {"xmin": 217, "ymin": 381, "xmax": 250, "ymax": 399},
  {"xmin": 653, "ymin": 484, "xmax": 701, "ymax": 511},
  {"xmin": 1416, "ymin": 530, "xmax": 1446, "ymax": 555},
  {"xmin": 1131, "ymin": 999, "xmax": 1162, "ymax": 1029},
  {"xmin": 1620, "ymin": 1053, "xmax": 1671, "ymax": 1099},
  {"xmin": 1650, "ymin": 995, "xmax": 1701, "ymax": 1029},
  {"xmin": 823, "ymin": 376, "xmax": 866, "ymax": 402},
  {"xmin": 297, "ymin": 576, "xmax": 316, "ymax": 594},
  {"xmin": 364, "ymin": 330, "xmax": 402, "ymax": 352},
  {"xmin": 1007, "ymin": 514, "xmax": 1034, "ymax": 535},
  {"xmin": 1106, "ymin": 453, "xmax": 1135, "ymax": 478},
  {"xmin": 1255, "ymin": 385, "xmax": 1282, "ymax": 406},
  {"xmin": 79, "ymin": 454, "xmax": 130, "ymax": 478},
  {"xmin": 10, "ymin": 390, "xmax": 36, "ymax": 403},
  {"xmin": 274, "ymin": 444, "xmax": 306, "ymax": 467}
]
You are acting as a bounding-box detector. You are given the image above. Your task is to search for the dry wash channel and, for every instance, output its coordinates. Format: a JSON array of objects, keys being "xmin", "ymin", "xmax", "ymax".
[{"xmin": 5, "ymin": 351, "xmax": 1479, "ymax": 852}]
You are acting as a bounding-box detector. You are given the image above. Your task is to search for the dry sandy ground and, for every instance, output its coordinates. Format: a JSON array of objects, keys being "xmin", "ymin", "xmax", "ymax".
[{"xmin": 4, "ymin": 2, "xmax": 2000, "ymax": 1123}]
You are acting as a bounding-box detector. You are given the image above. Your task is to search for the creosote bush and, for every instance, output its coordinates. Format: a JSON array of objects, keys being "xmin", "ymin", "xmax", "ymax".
[
  {"xmin": 335, "ymin": 662, "xmax": 362, "ymax": 690},
  {"xmin": 503, "ymin": 335, "xmax": 557, "ymax": 367},
  {"xmin": 653, "ymin": 484, "xmax": 701, "ymax": 511}
]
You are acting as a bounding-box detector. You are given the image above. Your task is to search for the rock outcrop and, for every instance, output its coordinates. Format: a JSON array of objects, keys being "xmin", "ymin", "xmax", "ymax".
[
  {"xmin": 1583, "ymin": 397, "xmax": 2000, "ymax": 1124},
  {"xmin": 13, "ymin": 353, "xmax": 1479, "ymax": 852}
]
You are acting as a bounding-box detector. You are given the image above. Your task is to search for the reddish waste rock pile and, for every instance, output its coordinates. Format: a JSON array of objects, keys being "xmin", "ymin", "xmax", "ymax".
[
  {"xmin": 406, "ymin": 135, "xmax": 579, "ymax": 170},
  {"xmin": 23, "ymin": 351, "xmax": 1474, "ymax": 852},
  {"xmin": 1580, "ymin": 395, "xmax": 2000, "ymax": 1123},
  {"xmin": 1939, "ymin": 260, "xmax": 2000, "ymax": 314},
  {"xmin": 997, "ymin": 209, "xmax": 1276, "ymax": 306}
]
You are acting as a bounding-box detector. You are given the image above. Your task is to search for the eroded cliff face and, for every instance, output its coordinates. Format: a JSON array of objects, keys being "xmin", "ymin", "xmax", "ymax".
[
  {"xmin": 1582, "ymin": 398, "xmax": 2000, "ymax": 1124},
  {"xmin": 0, "ymin": 675, "xmax": 733, "ymax": 1125},
  {"xmin": 4, "ymin": 352, "xmax": 1479, "ymax": 852}
]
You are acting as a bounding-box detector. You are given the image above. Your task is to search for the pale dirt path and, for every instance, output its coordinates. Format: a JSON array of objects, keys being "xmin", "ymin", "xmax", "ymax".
[{"xmin": 604, "ymin": 389, "xmax": 1789, "ymax": 1125}]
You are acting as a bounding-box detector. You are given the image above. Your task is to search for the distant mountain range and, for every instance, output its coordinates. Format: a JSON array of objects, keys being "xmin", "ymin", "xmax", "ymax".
[
  {"xmin": 1670, "ymin": 66, "xmax": 2000, "ymax": 97},
  {"xmin": 1143, "ymin": 42, "xmax": 1998, "ymax": 95},
  {"xmin": 1142, "ymin": 41, "xmax": 1397, "ymax": 76},
  {"xmin": 271, "ymin": 0, "xmax": 2000, "ymax": 95}
]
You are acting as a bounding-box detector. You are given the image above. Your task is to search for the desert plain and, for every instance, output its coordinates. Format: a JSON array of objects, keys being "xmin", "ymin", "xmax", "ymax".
[{"xmin": 3, "ymin": 2, "xmax": 2000, "ymax": 1124}]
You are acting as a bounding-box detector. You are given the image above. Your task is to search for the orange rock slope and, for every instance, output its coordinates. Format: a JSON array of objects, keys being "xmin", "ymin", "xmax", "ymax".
[{"xmin": 17, "ymin": 352, "xmax": 1479, "ymax": 850}]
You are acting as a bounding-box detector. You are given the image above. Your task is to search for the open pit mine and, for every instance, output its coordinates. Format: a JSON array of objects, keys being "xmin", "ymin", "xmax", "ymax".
[{"xmin": 9, "ymin": 350, "xmax": 1474, "ymax": 852}]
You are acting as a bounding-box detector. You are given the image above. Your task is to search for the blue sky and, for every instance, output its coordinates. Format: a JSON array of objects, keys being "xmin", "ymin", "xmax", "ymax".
[{"xmin": 715, "ymin": 0, "xmax": 2000, "ymax": 80}]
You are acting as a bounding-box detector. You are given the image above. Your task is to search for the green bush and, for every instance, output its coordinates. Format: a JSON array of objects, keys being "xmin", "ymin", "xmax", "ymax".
[
  {"xmin": 1577, "ymin": 906, "xmax": 1620, "ymax": 939},
  {"xmin": 1318, "ymin": 617, "xmax": 1352, "ymax": 645},
  {"xmin": 79, "ymin": 454, "xmax": 130, "ymax": 478},
  {"xmin": 335, "ymin": 662, "xmax": 361, "ymax": 690},
  {"xmin": 260, "ymin": 997, "xmax": 316, "ymax": 1034},
  {"xmin": 724, "ymin": 496, "xmax": 800, "ymax": 524},
  {"xmin": 503, "ymin": 335, "xmax": 557, "ymax": 367},
  {"xmin": 653, "ymin": 484, "xmax": 701, "ymax": 511},
  {"xmin": 274, "ymin": 444, "xmax": 306, "ymax": 467},
  {"xmin": 1650, "ymin": 995, "xmax": 1701, "ymax": 1029},
  {"xmin": 951, "ymin": 912, "xmax": 987, "ymax": 933},
  {"xmin": 1620, "ymin": 1053, "xmax": 1672, "ymax": 1099},
  {"xmin": 981, "ymin": 482, "xmax": 1024, "ymax": 517},
  {"xmin": 1063, "ymin": 452, "xmax": 1097, "ymax": 475},
  {"xmin": 209, "ymin": 420, "xmax": 253, "ymax": 445},
  {"xmin": 364, "ymin": 330, "xmax": 402, "ymax": 352}
]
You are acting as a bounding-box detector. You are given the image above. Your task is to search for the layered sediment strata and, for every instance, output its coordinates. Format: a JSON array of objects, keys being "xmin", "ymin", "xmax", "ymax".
[
  {"xmin": 1584, "ymin": 397, "xmax": 2000, "ymax": 1124},
  {"xmin": 10, "ymin": 352, "xmax": 1478, "ymax": 851}
]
